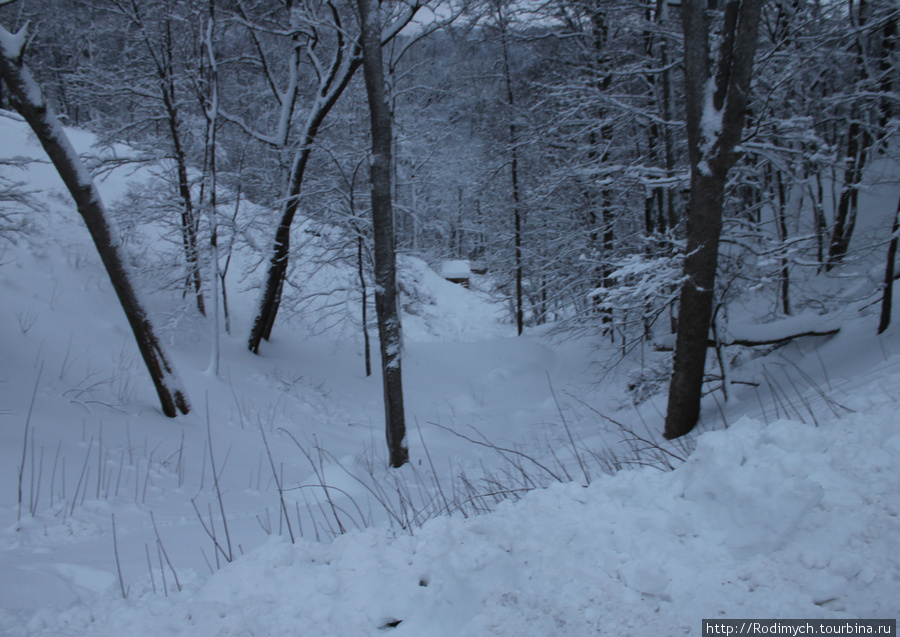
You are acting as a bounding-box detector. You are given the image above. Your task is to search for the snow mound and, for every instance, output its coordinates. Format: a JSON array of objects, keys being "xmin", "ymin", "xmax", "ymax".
[
  {"xmin": 399, "ymin": 254, "xmax": 512, "ymax": 342},
  {"xmin": 2, "ymin": 99, "xmax": 898, "ymax": 637},
  {"xmin": 14, "ymin": 372, "xmax": 899, "ymax": 636}
]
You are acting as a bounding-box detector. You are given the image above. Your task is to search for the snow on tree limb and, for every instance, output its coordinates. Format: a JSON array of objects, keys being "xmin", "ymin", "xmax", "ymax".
[{"xmin": 0, "ymin": 22, "xmax": 26, "ymax": 61}]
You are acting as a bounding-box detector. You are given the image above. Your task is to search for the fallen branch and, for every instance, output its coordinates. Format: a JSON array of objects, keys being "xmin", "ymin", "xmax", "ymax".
[
  {"xmin": 722, "ymin": 327, "xmax": 840, "ymax": 348},
  {"xmin": 656, "ymin": 326, "xmax": 840, "ymax": 351}
]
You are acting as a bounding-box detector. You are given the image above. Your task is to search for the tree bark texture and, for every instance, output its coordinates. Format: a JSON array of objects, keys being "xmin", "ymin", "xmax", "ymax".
[
  {"xmin": 825, "ymin": 115, "xmax": 869, "ymax": 269},
  {"xmin": 664, "ymin": 0, "xmax": 764, "ymax": 440},
  {"xmin": 356, "ymin": 0, "xmax": 408, "ymax": 468},
  {"xmin": 878, "ymin": 193, "xmax": 900, "ymax": 335},
  {"xmin": 666, "ymin": 173, "xmax": 726, "ymax": 435},
  {"xmin": 497, "ymin": 8, "xmax": 523, "ymax": 336},
  {"xmin": 0, "ymin": 25, "xmax": 191, "ymax": 418}
]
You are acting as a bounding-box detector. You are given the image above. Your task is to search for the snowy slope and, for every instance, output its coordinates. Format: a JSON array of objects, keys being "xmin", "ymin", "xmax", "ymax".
[
  {"xmin": 7, "ymin": 373, "xmax": 900, "ymax": 636},
  {"xmin": 1, "ymin": 111, "xmax": 898, "ymax": 636}
]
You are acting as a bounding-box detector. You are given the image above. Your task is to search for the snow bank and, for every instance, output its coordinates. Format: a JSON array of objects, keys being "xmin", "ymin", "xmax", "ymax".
[
  {"xmin": 399, "ymin": 254, "xmax": 511, "ymax": 342},
  {"xmin": 12, "ymin": 380, "xmax": 898, "ymax": 636},
  {"xmin": 1, "ymin": 104, "xmax": 897, "ymax": 637}
]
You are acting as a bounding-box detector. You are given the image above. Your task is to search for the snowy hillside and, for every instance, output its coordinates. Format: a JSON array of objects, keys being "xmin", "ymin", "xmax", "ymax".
[{"xmin": 1, "ymin": 112, "xmax": 899, "ymax": 636}]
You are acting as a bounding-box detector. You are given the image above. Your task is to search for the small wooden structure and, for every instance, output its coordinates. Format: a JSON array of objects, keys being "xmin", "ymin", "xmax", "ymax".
[{"xmin": 441, "ymin": 260, "xmax": 471, "ymax": 288}]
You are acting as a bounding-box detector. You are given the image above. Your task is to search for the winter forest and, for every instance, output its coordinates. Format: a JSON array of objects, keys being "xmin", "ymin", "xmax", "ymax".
[{"xmin": 1, "ymin": 0, "xmax": 899, "ymax": 633}]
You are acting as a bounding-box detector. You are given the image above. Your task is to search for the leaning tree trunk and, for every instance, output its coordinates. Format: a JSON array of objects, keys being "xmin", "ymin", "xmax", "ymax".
[
  {"xmin": 133, "ymin": 8, "xmax": 206, "ymax": 317},
  {"xmin": 356, "ymin": 0, "xmax": 408, "ymax": 468},
  {"xmin": 664, "ymin": 0, "xmax": 764, "ymax": 440},
  {"xmin": 247, "ymin": 54, "xmax": 363, "ymax": 353},
  {"xmin": 246, "ymin": 1, "xmax": 423, "ymax": 354},
  {"xmin": 0, "ymin": 24, "xmax": 190, "ymax": 417},
  {"xmin": 160, "ymin": 81, "xmax": 206, "ymax": 317}
]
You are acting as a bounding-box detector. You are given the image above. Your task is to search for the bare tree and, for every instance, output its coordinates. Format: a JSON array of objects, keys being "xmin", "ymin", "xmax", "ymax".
[
  {"xmin": 99, "ymin": 0, "xmax": 207, "ymax": 316},
  {"xmin": 244, "ymin": 0, "xmax": 426, "ymax": 354},
  {"xmin": 664, "ymin": 0, "xmax": 764, "ymax": 440},
  {"xmin": 356, "ymin": 0, "xmax": 408, "ymax": 468},
  {"xmin": 825, "ymin": 0, "xmax": 896, "ymax": 269},
  {"xmin": 0, "ymin": 21, "xmax": 190, "ymax": 417}
]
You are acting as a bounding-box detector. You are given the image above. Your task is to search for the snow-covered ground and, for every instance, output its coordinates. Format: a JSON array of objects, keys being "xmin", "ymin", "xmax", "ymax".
[{"xmin": 0, "ymin": 111, "xmax": 898, "ymax": 635}]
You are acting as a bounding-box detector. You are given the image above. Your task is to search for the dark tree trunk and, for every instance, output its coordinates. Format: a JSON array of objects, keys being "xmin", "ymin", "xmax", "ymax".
[
  {"xmin": 878, "ymin": 193, "xmax": 900, "ymax": 334},
  {"xmin": 771, "ymin": 164, "xmax": 791, "ymax": 315},
  {"xmin": 358, "ymin": 233, "xmax": 372, "ymax": 377},
  {"xmin": 161, "ymin": 84, "xmax": 205, "ymax": 317},
  {"xmin": 590, "ymin": 3, "xmax": 615, "ymax": 326},
  {"xmin": 0, "ymin": 27, "xmax": 190, "ymax": 417},
  {"xmin": 664, "ymin": 0, "xmax": 764, "ymax": 440},
  {"xmin": 496, "ymin": 6, "xmax": 524, "ymax": 336},
  {"xmin": 877, "ymin": 5, "xmax": 896, "ymax": 131},
  {"xmin": 826, "ymin": 114, "xmax": 869, "ymax": 269},
  {"xmin": 658, "ymin": 20, "xmax": 678, "ymax": 233},
  {"xmin": 247, "ymin": 58, "xmax": 362, "ymax": 353},
  {"xmin": 142, "ymin": 12, "xmax": 206, "ymax": 317},
  {"xmin": 665, "ymin": 173, "xmax": 727, "ymax": 434},
  {"xmin": 808, "ymin": 168, "xmax": 827, "ymax": 271},
  {"xmin": 826, "ymin": 0, "xmax": 878, "ymax": 269},
  {"xmin": 357, "ymin": 0, "xmax": 408, "ymax": 468}
]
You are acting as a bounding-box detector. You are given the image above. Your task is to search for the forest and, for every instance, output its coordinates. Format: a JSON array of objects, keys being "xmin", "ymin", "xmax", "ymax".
[{"xmin": 0, "ymin": 0, "xmax": 898, "ymax": 633}]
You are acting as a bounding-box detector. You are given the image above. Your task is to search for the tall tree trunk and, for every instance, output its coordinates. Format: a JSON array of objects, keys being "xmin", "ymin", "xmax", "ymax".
[
  {"xmin": 664, "ymin": 0, "xmax": 764, "ymax": 440},
  {"xmin": 244, "ymin": 0, "xmax": 362, "ymax": 353},
  {"xmin": 496, "ymin": 6, "xmax": 524, "ymax": 335},
  {"xmin": 348, "ymin": 165, "xmax": 372, "ymax": 377},
  {"xmin": 0, "ymin": 25, "xmax": 190, "ymax": 417},
  {"xmin": 356, "ymin": 0, "xmax": 408, "ymax": 468},
  {"xmin": 151, "ymin": 13, "xmax": 205, "ymax": 316},
  {"xmin": 665, "ymin": 173, "xmax": 727, "ymax": 434},
  {"xmin": 826, "ymin": 0, "xmax": 877, "ymax": 269},
  {"xmin": 587, "ymin": 2, "xmax": 615, "ymax": 328},
  {"xmin": 113, "ymin": 1, "xmax": 206, "ymax": 316},
  {"xmin": 878, "ymin": 193, "xmax": 900, "ymax": 334},
  {"xmin": 358, "ymin": 232, "xmax": 372, "ymax": 377},
  {"xmin": 162, "ymin": 86, "xmax": 206, "ymax": 317},
  {"xmin": 202, "ymin": 0, "xmax": 221, "ymax": 376},
  {"xmin": 656, "ymin": 1, "xmax": 678, "ymax": 233},
  {"xmin": 769, "ymin": 163, "xmax": 791, "ymax": 315},
  {"xmin": 826, "ymin": 114, "xmax": 869, "ymax": 269},
  {"xmin": 876, "ymin": 4, "xmax": 896, "ymax": 132},
  {"xmin": 807, "ymin": 168, "xmax": 827, "ymax": 271}
]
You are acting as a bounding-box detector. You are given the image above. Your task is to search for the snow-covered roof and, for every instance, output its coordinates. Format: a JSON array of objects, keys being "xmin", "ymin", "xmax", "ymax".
[{"xmin": 441, "ymin": 259, "xmax": 471, "ymax": 279}]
